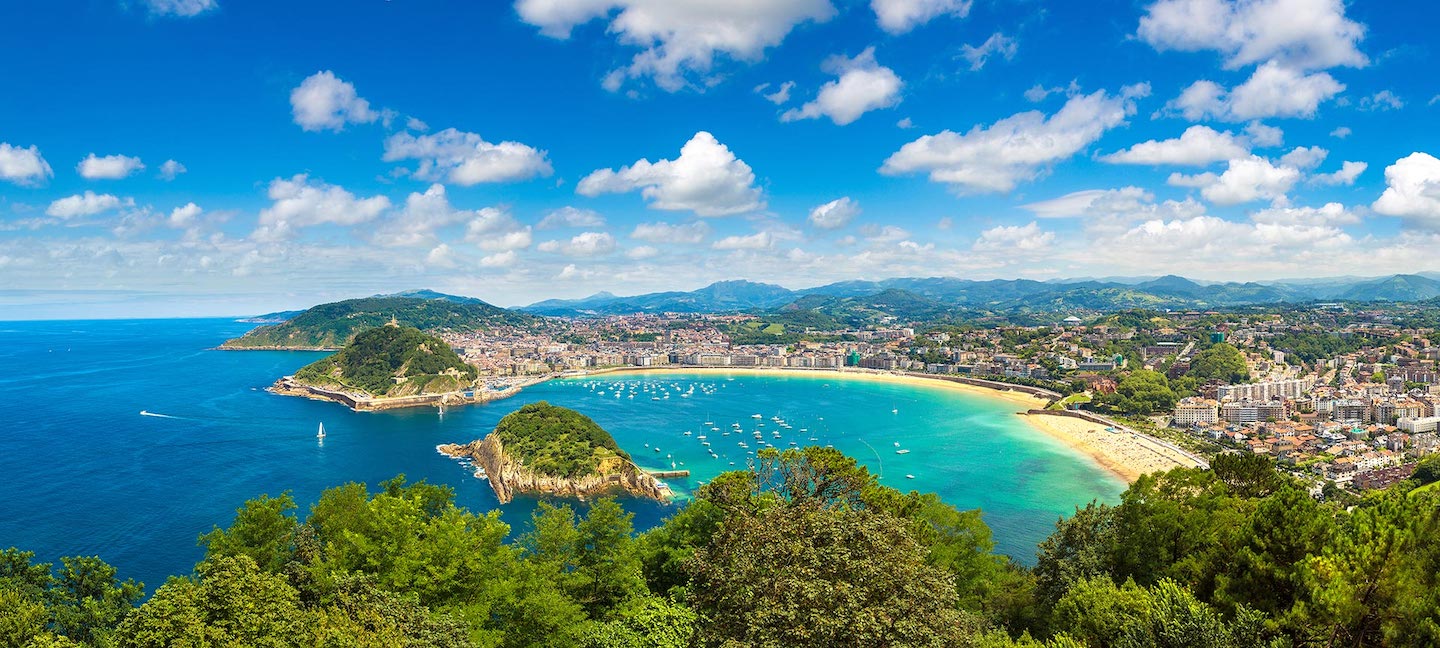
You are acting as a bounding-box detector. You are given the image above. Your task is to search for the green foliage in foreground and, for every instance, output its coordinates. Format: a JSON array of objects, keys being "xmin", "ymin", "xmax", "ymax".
[
  {"xmin": 492, "ymin": 402, "xmax": 630, "ymax": 479},
  {"xmin": 222, "ymin": 295, "xmax": 534, "ymax": 349},
  {"xmin": 294, "ymin": 325, "xmax": 476, "ymax": 397},
  {"xmin": 5, "ymin": 448, "xmax": 1440, "ymax": 646}
]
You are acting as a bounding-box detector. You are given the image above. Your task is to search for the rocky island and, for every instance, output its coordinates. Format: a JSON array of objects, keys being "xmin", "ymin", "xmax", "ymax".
[
  {"xmin": 271, "ymin": 323, "xmax": 486, "ymax": 411},
  {"xmin": 438, "ymin": 402, "xmax": 672, "ymax": 503}
]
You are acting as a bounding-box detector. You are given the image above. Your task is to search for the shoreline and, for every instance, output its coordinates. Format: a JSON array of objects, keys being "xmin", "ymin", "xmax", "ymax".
[
  {"xmin": 1017, "ymin": 410, "xmax": 1206, "ymax": 482},
  {"xmin": 278, "ymin": 362, "xmax": 1199, "ymax": 483}
]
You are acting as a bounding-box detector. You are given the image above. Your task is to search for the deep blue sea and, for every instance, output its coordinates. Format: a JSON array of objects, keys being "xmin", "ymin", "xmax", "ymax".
[{"xmin": 0, "ymin": 318, "xmax": 1124, "ymax": 593}]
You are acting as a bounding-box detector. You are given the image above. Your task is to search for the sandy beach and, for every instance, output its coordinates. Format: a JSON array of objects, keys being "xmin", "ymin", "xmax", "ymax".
[{"xmin": 1018, "ymin": 412, "xmax": 1203, "ymax": 482}]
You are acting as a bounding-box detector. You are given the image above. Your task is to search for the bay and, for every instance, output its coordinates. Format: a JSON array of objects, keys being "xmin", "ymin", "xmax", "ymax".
[{"xmin": 0, "ymin": 318, "xmax": 1123, "ymax": 593}]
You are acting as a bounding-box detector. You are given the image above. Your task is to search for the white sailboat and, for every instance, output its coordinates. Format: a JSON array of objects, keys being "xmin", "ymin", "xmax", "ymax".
[{"xmin": 317, "ymin": 422, "xmax": 326, "ymax": 440}]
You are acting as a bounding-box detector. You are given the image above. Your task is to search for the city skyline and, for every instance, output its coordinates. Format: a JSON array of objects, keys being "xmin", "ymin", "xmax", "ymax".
[{"xmin": 4, "ymin": 0, "xmax": 1440, "ymax": 318}]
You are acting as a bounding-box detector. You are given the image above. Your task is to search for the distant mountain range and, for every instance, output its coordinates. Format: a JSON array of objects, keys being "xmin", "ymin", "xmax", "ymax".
[
  {"xmin": 223, "ymin": 293, "xmax": 534, "ymax": 349},
  {"xmin": 517, "ymin": 274, "xmax": 1440, "ymax": 317}
]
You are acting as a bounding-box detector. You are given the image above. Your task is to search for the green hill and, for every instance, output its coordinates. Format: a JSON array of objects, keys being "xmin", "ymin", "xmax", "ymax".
[
  {"xmin": 221, "ymin": 292, "xmax": 535, "ymax": 349},
  {"xmin": 292, "ymin": 325, "xmax": 476, "ymax": 397},
  {"xmin": 492, "ymin": 402, "xmax": 631, "ymax": 479}
]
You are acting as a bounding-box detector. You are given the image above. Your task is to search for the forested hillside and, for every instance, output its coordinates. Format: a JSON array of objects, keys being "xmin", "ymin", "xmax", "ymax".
[
  {"xmin": 223, "ymin": 293, "xmax": 534, "ymax": 349},
  {"xmin": 292, "ymin": 325, "xmax": 476, "ymax": 397}
]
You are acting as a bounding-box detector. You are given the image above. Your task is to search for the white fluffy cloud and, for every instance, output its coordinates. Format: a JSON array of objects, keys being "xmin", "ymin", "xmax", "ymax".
[
  {"xmin": 1278, "ymin": 145, "xmax": 1328, "ymax": 171},
  {"xmin": 1168, "ymin": 155, "xmax": 1301, "ymax": 205},
  {"xmin": 253, "ymin": 174, "xmax": 390, "ymax": 240},
  {"xmin": 872, "ymin": 0, "xmax": 971, "ymax": 34},
  {"xmin": 479, "ymin": 250, "xmax": 519, "ymax": 268},
  {"xmin": 781, "ymin": 48, "xmax": 902, "ymax": 126},
  {"xmin": 578, "ymin": 131, "xmax": 764, "ymax": 216},
  {"xmin": 1245, "ymin": 122, "xmax": 1284, "ymax": 147},
  {"xmin": 960, "ymin": 33, "xmax": 1017, "ymax": 71},
  {"xmin": 464, "ymin": 208, "xmax": 534, "ymax": 252},
  {"xmin": 77, "ymin": 154, "xmax": 144, "ymax": 180},
  {"xmin": 168, "ymin": 203, "xmax": 203, "ymax": 227},
  {"xmin": 46, "ymin": 192, "xmax": 127, "ymax": 218},
  {"xmin": 516, "ymin": 0, "xmax": 835, "ymax": 91},
  {"xmin": 290, "ymin": 71, "xmax": 380, "ymax": 132},
  {"xmin": 369, "ymin": 184, "xmax": 476, "ymax": 247},
  {"xmin": 538, "ymin": 206, "xmax": 606, "ymax": 229},
  {"xmin": 630, "ymin": 221, "xmax": 710, "ymax": 244},
  {"xmin": 756, "ymin": 81, "xmax": 795, "ymax": 105},
  {"xmin": 1100, "ymin": 125, "xmax": 1249, "ymax": 166},
  {"xmin": 1166, "ymin": 62, "xmax": 1343, "ymax": 121},
  {"xmin": 972, "ymin": 222, "xmax": 1054, "ymax": 251},
  {"xmin": 0, "ymin": 143, "xmax": 53, "ymax": 186},
  {"xmin": 808, "ymin": 197, "xmax": 860, "ymax": 230},
  {"xmin": 538, "ymin": 231, "xmax": 617, "ymax": 257},
  {"xmin": 712, "ymin": 231, "xmax": 777, "ymax": 250},
  {"xmin": 383, "ymin": 128, "xmax": 552, "ymax": 185},
  {"xmin": 144, "ymin": 0, "xmax": 217, "ymax": 17},
  {"xmin": 1250, "ymin": 202, "xmax": 1359, "ymax": 226},
  {"xmin": 881, "ymin": 87, "xmax": 1146, "ymax": 193},
  {"xmin": 158, "ymin": 159, "xmax": 187, "ymax": 181},
  {"xmin": 1372, "ymin": 153, "xmax": 1440, "ymax": 226},
  {"xmin": 1311, "ymin": 160, "xmax": 1367, "ymax": 186},
  {"xmin": 1137, "ymin": 0, "xmax": 1367, "ymax": 70}
]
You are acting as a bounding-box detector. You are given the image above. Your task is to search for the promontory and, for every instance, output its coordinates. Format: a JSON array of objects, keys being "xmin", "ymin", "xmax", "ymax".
[
  {"xmin": 270, "ymin": 323, "xmax": 482, "ymax": 410},
  {"xmin": 438, "ymin": 402, "xmax": 672, "ymax": 503}
]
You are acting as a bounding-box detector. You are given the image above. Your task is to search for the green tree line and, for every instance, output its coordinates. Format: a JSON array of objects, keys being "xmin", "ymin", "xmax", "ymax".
[{"xmin": 4, "ymin": 450, "xmax": 1439, "ymax": 646}]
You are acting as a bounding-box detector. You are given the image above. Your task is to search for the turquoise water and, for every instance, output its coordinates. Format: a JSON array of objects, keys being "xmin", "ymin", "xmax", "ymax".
[{"xmin": 0, "ymin": 319, "xmax": 1123, "ymax": 593}]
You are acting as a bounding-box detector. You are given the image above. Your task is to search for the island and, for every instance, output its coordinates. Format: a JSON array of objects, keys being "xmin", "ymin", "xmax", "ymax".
[
  {"xmin": 437, "ymin": 402, "xmax": 673, "ymax": 503},
  {"xmin": 270, "ymin": 323, "xmax": 506, "ymax": 411}
]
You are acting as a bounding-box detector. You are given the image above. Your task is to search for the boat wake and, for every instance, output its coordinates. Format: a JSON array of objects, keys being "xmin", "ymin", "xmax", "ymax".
[{"xmin": 139, "ymin": 410, "xmax": 182, "ymax": 419}]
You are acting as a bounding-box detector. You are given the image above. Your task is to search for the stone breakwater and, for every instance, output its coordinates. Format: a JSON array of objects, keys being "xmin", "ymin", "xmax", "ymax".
[
  {"xmin": 436, "ymin": 434, "xmax": 672, "ymax": 504},
  {"xmin": 269, "ymin": 376, "xmax": 523, "ymax": 412}
]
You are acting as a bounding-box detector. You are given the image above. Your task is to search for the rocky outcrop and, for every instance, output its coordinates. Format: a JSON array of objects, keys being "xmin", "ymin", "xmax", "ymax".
[{"xmin": 437, "ymin": 434, "xmax": 672, "ymax": 504}]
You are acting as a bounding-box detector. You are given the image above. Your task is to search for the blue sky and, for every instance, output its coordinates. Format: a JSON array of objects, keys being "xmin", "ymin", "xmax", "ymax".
[{"xmin": 2, "ymin": 0, "xmax": 1439, "ymax": 318}]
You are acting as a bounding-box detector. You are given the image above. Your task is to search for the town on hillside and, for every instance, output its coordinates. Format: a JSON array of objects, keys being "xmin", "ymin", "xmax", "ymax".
[{"xmin": 432, "ymin": 303, "xmax": 1440, "ymax": 499}]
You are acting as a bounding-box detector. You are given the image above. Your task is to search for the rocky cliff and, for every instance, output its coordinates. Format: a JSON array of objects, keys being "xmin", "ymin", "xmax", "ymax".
[{"xmin": 437, "ymin": 434, "xmax": 672, "ymax": 504}]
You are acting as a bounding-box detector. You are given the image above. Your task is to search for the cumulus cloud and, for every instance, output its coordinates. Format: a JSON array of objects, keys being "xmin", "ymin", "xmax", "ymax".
[
  {"xmin": 538, "ymin": 206, "xmax": 606, "ymax": 229},
  {"xmin": 712, "ymin": 231, "xmax": 776, "ymax": 250},
  {"xmin": 1245, "ymin": 122, "xmax": 1284, "ymax": 147},
  {"xmin": 781, "ymin": 47, "xmax": 902, "ymax": 126},
  {"xmin": 369, "ymin": 184, "xmax": 477, "ymax": 247},
  {"xmin": 1100, "ymin": 125, "xmax": 1249, "ymax": 166},
  {"xmin": 538, "ymin": 231, "xmax": 617, "ymax": 256},
  {"xmin": 1165, "ymin": 62, "xmax": 1343, "ymax": 121},
  {"xmin": 1137, "ymin": 0, "xmax": 1367, "ymax": 70},
  {"xmin": 253, "ymin": 174, "xmax": 390, "ymax": 240},
  {"xmin": 290, "ymin": 71, "xmax": 380, "ymax": 132},
  {"xmin": 1310, "ymin": 160, "xmax": 1367, "ymax": 186},
  {"xmin": 577, "ymin": 131, "xmax": 764, "ymax": 216},
  {"xmin": 479, "ymin": 250, "xmax": 519, "ymax": 268},
  {"xmin": 0, "ymin": 143, "xmax": 53, "ymax": 186},
  {"xmin": 1372, "ymin": 152, "xmax": 1440, "ymax": 226},
  {"xmin": 807, "ymin": 197, "xmax": 860, "ymax": 230},
  {"xmin": 46, "ymin": 192, "xmax": 128, "ymax": 218},
  {"xmin": 626, "ymin": 245, "xmax": 660, "ymax": 259},
  {"xmin": 158, "ymin": 159, "xmax": 187, "ymax": 181},
  {"xmin": 872, "ymin": 0, "xmax": 972, "ymax": 34},
  {"xmin": 383, "ymin": 128, "xmax": 552, "ymax": 185},
  {"xmin": 77, "ymin": 153, "xmax": 145, "ymax": 180},
  {"xmin": 959, "ymin": 33, "xmax": 1017, "ymax": 71},
  {"xmin": 516, "ymin": 0, "xmax": 835, "ymax": 91},
  {"xmin": 168, "ymin": 202, "xmax": 203, "ymax": 228},
  {"xmin": 1358, "ymin": 90, "xmax": 1404, "ymax": 112},
  {"xmin": 1250, "ymin": 202, "xmax": 1359, "ymax": 226},
  {"xmin": 972, "ymin": 222, "xmax": 1054, "ymax": 251},
  {"xmin": 881, "ymin": 87, "xmax": 1146, "ymax": 193},
  {"xmin": 1329, "ymin": 126, "xmax": 1351, "ymax": 139},
  {"xmin": 143, "ymin": 0, "xmax": 218, "ymax": 17},
  {"xmin": 630, "ymin": 221, "xmax": 710, "ymax": 244},
  {"xmin": 1278, "ymin": 145, "xmax": 1328, "ymax": 171},
  {"xmin": 464, "ymin": 208, "xmax": 533, "ymax": 252},
  {"xmin": 1168, "ymin": 155, "xmax": 1301, "ymax": 205}
]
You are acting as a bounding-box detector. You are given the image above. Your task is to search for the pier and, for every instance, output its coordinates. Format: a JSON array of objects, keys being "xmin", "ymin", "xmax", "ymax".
[{"xmin": 646, "ymin": 469, "xmax": 691, "ymax": 479}]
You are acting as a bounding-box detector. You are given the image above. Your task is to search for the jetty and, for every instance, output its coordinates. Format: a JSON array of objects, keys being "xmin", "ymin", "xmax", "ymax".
[{"xmin": 645, "ymin": 469, "xmax": 691, "ymax": 479}]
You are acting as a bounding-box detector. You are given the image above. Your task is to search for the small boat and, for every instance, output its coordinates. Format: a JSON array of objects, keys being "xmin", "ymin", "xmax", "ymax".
[
  {"xmin": 654, "ymin": 447, "xmax": 661, "ymax": 452},
  {"xmin": 893, "ymin": 442, "xmax": 901, "ymax": 447},
  {"xmin": 317, "ymin": 422, "xmax": 326, "ymax": 439},
  {"xmin": 684, "ymin": 431, "xmax": 692, "ymax": 436},
  {"xmin": 702, "ymin": 442, "xmax": 710, "ymax": 446},
  {"xmin": 905, "ymin": 474, "xmax": 915, "ymax": 479},
  {"xmin": 751, "ymin": 414, "xmax": 762, "ymax": 419},
  {"xmin": 896, "ymin": 449, "xmax": 910, "ymax": 455},
  {"xmin": 697, "ymin": 435, "xmax": 706, "ymax": 440},
  {"xmin": 892, "ymin": 408, "xmax": 898, "ymax": 414}
]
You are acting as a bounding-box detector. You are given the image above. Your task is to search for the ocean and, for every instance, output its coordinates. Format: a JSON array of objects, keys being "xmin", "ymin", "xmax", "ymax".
[{"xmin": 0, "ymin": 318, "xmax": 1124, "ymax": 593}]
